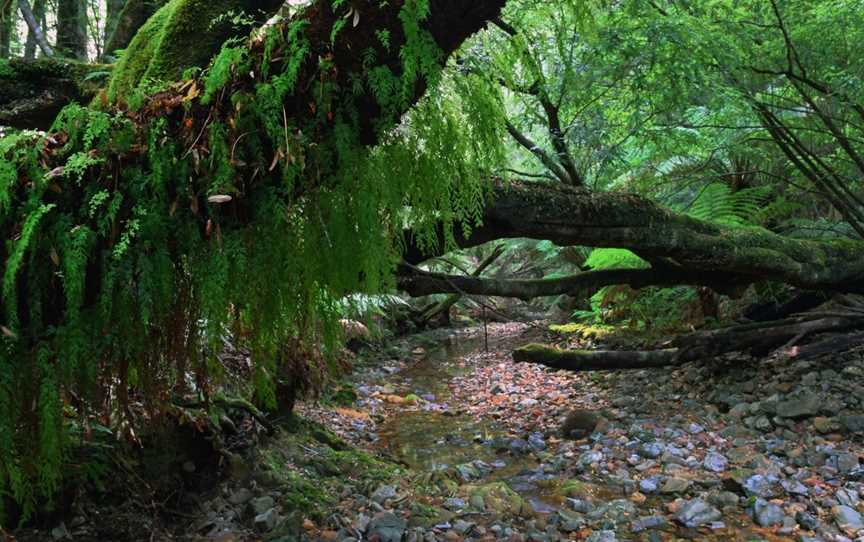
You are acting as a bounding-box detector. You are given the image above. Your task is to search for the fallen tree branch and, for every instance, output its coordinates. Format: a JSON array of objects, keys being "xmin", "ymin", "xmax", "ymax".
[
  {"xmin": 514, "ymin": 315, "xmax": 864, "ymax": 371},
  {"xmin": 403, "ymin": 181, "xmax": 864, "ymax": 293},
  {"xmin": 398, "ymin": 264, "xmax": 742, "ymax": 300}
]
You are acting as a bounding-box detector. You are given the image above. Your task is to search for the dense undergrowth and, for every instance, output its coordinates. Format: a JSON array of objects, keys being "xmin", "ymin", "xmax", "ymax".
[{"xmin": 0, "ymin": 0, "xmax": 505, "ymax": 520}]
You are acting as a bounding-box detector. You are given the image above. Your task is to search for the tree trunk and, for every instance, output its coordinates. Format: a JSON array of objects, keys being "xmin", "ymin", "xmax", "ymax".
[
  {"xmin": 0, "ymin": 0, "xmax": 13, "ymax": 58},
  {"xmin": 513, "ymin": 315, "xmax": 864, "ymax": 371},
  {"xmin": 102, "ymin": 0, "xmax": 164, "ymax": 60},
  {"xmin": 403, "ymin": 181, "xmax": 864, "ymax": 294},
  {"xmin": 22, "ymin": 0, "xmax": 46, "ymax": 58},
  {"xmin": 56, "ymin": 0, "xmax": 89, "ymax": 59},
  {"xmin": 104, "ymin": 0, "xmax": 126, "ymax": 48},
  {"xmin": 416, "ymin": 244, "xmax": 505, "ymax": 326},
  {"xmin": 0, "ymin": 57, "xmax": 106, "ymax": 129}
]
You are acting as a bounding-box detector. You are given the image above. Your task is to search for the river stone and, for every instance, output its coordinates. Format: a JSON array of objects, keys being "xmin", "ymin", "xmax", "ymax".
[
  {"xmin": 796, "ymin": 511, "xmax": 819, "ymax": 530},
  {"xmin": 444, "ymin": 498, "xmax": 466, "ymax": 510},
  {"xmin": 585, "ymin": 530, "xmax": 617, "ymax": 542},
  {"xmin": 528, "ymin": 432, "xmax": 546, "ymax": 452},
  {"xmin": 776, "ymin": 393, "xmax": 820, "ymax": 419},
  {"xmin": 743, "ymin": 474, "xmax": 781, "ymax": 498},
  {"xmin": 367, "ymin": 512, "xmax": 408, "ymax": 542},
  {"xmin": 835, "ymin": 452, "xmax": 860, "ymax": 474},
  {"xmin": 839, "ymin": 414, "xmax": 864, "ymax": 434},
  {"xmin": 639, "ymin": 478, "xmax": 659, "ymax": 494},
  {"xmin": 703, "ymin": 452, "xmax": 728, "ymax": 473},
  {"xmin": 832, "ymin": 505, "xmax": 863, "ymax": 532},
  {"xmin": 752, "ymin": 499, "xmax": 785, "ymax": 527},
  {"xmin": 250, "ymin": 496, "xmax": 275, "ymax": 515},
  {"xmin": 228, "ymin": 487, "xmax": 254, "ymax": 505},
  {"xmin": 372, "ymin": 485, "xmax": 398, "ymax": 504},
  {"xmin": 639, "ymin": 442, "xmax": 664, "ymax": 459},
  {"xmin": 660, "ymin": 477, "xmax": 691, "ymax": 494},
  {"xmin": 254, "ymin": 508, "xmax": 279, "ymax": 532},
  {"xmin": 674, "ymin": 499, "xmax": 722, "ymax": 528},
  {"xmin": 455, "ymin": 463, "xmax": 480, "ymax": 482},
  {"xmin": 631, "ymin": 515, "xmax": 669, "ymax": 532},
  {"xmin": 556, "ymin": 509, "xmax": 586, "ymax": 532}
]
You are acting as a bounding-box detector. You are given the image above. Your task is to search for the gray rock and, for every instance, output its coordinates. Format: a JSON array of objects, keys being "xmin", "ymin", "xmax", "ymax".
[
  {"xmin": 743, "ymin": 474, "xmax": 781, "ymax": 498},
  {"xmin": 752, "ymin": 499, "xmax": 785, "ymax": 527},
  {"xmin": 367, "ymin": 512, "xmax": 407, "ymax": 542},
  {"xmin": 703, "ymin": 452, "xmax": 728, "ymax": 473},
  {"xmin": 776, "ymin": 393, "xmax": 820, "ymax": 419},
  {"xmin": 585, "ymin": 530, "xmax": 617, "ymax": 542},
  {"xmin": 639, "ymin": 478, "xmax": 659, "ymax": 494},
  {"xmin": 796, "ymin": 511, "xmax": 819, "ymax": 530},
  {"xmin": 228, "ymin": 487, "xmax": 254, "ymax": 505},
  {"xmin": 674, "ymin": 499, "xmax": 722, "ymax": 528},
  {"xmin": 836, "ymin": 488, "xmax": 859, "ymax": 507},
  {"xmin": 706, "ymin": 490, "xmax": 740, "ymax": 508},
  {"xmin": 455, "ymin": 463, "xmax": 480, "ymax": 482},
  {"xmin": 453, "ymin": 520, "xmax": 475, "ymax": 535},
  {"xmin": 528, "ymin": 433, "xmax": 546, "ymax": 452},
  {"xmin": 630, "ymin": 515, "xmax": 669, "ymax": 532},
  {"xmin": 444, "ymin": 497, "xmax": 466, "ymax": 510},
  {"xmin": 250, "ymin": 496, "xmax": 276, "ymax": 515},
  {"xmin": 835, "ymin": 453, "xmax": 859, "ymax": 474},
  {"xmin": 567, "ymin": 498, "xmax": 593, "ymax": 514},
  {"xmin": 832, "ymin": 505, "xmax": 863, "ymax": 532},
  {"xmin": 839, "ymin": 414, "xmax": 864, "ymax": 434},
  {"xmin": 556, "ymin": 509, "xmax": 585, "ymax": 532},
  {"xmin": 660, "ymin": 477, "xmax": 691, "ymax": 494},
  {"xmin": 372, "ymin": 485, "xmax": 398, "ymax": 504},
  {"xmin": 510, "ymin": 439, "xmax": 531, "ymax": 455},
  {"xmin": 588, "ymin": 499, "xmax": 637, "ymax": 527},
  {"xmin": 254, "ymin": 508, "xmax": 279, "ymax": 532},
  {"xmin": 639, "ymin": 442, "xmax": 665, "ymax": 459}
]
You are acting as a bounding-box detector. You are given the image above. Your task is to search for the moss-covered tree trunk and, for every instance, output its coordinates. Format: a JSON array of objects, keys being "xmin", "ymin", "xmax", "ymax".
[
  {"xmin": 0, "ymin": 0, "xmax": 508, "ymax": 519},
  {"xmin": 402, "ymin": 181, "xmax": 864, "ymax": 295},
  {"xmin": 56, "ymin": 0, "xmax": 88, "ymax": 59}
]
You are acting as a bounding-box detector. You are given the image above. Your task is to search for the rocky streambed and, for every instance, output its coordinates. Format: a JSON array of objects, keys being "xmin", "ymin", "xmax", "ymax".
[{"xmin": 296, "ymin": 323, "xmax": 864, "ymax": 542}]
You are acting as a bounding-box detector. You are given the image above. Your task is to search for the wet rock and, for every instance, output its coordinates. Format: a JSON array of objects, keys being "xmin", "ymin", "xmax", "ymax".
[
  {"xmin": 835, "ymin": 452, "xmax": 860, "ymax": 474},
  {"xmin": 367, "ymin": 512, "xmax": 407, "ymax": 542},
  {"xmin": 455, "ymin": 463, "xmax": 481, "ymax": 482},
  {"xmin": 659, "ymin": 477, "xmax": 691, "ymax": 494},
  {"xmin": 566, "ymin": 497, "xmax": 593, "ymax": 514},
  {"xmin": 372, "ymin": 485, "xmax": 398, "ymax": 504},
  {"xmin": 585, "ymin": 530, "xmax": 617, "ymax": 542},
  {"xmin": 453, "ymin": 520, "xmax": 475, "ymax": 535},
  {"xmin": 813, "ymin": 416, "xmax": 840, "ymax": 434},
  {"xmin": 639, "ymin": 442, "xmax": 664, "ymax": 459},
  {"xmin": 630, "ymin": 516, "xmax": 669, "ymax": 532},
  {"xmin": 528, "ymin": 433, "xmax": 546, "ymax": 452},
  {"xmin": 555, "ymin": 509, "xmax": 585, "ymax": 532},
  {"xmin": 254, "ymin": 508, "xmax": 278, "ymax": 532},
  {"xmin": 839, "ymin": 414, "xmax": 864, "ymax": 434},
  {"xmin": 639, "ymin": 477, "xmax": 659, "ymax": 494},
  {"xmin": 228, "ymin": 487, "xmax": 254, "ymax": 505},
  {"xmin": 510, "ymin": 439, "xmax": 531, "ymax": 455},
  {"xmin": 674, "ymin": 499, "xmax": 722, "ymax": 528},
  {"xmin": 444, "ymin": 498, "xmax": 466, "ymax": 511},
  {"xmin": 706, "ymin": 490, "xmax": 739, "ymax": 508},
  {"xmin": 743, "ymin": 474, "xmax": 781, "ymax": 498},
  {"xmin": 703, "ymin": 452, "xmax": 728, "ymax": 473},
  {"xmin": 250, "ymin": 496, "xmax": 275, "ymax": 516},
  {"xmin": 832, "ymin": 505, "xmax": 863, "ymax": 532},
  {"xmin": 796, "ymin": 511, "xmax": 819, "ymax": 530},
  {"xmin": 752, "ymin": 499, "xmax": 785, "ymax": 527},
  {"xmin": 560, "ymin": 410, "xmax": 599, "ymax": 439},
  {"xmin": 578, "ymin": 451, "xmax": 603, "ymax": 469},
  {"xmin": 835, "ymin": 488, "xmax": 859, "ymax": 507},
  {"xmin": 776, "ymin": 393, "xmax": 820, "ymax": 419},
  {"xmin": 469, "ymin": 494, "xmax": 486, "ymax": 511},
  {"xmin": 588, "ymin": 499, "xmax": 637, "ymax": 528}
]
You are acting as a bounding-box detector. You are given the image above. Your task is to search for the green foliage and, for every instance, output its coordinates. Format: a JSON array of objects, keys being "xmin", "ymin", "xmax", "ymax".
[
  {"xmin": 0, "ymin": 0, "xmax": 502, "ymax": 520},
  {"xmin": 684, "ymin": 183, "xmax": 771, "ymax": 226}
]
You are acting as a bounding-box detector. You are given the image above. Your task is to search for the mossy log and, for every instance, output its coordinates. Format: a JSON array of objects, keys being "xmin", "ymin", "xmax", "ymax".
[
  {"xmin": 0, "ymin": 58, "xmax": 110, "ymax": 129},
  {"xmin": 403, "ymin": 181, "xmax": 864, "ymax": 294},
  {"xmin": 513, "ymin": 315, "xmax": 864, "ymax": 371}
]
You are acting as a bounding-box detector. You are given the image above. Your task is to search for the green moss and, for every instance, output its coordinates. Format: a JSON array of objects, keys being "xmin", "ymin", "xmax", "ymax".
[{"xmin": 106, "ymin": 0, "xmax": 278, "ymax": 103}]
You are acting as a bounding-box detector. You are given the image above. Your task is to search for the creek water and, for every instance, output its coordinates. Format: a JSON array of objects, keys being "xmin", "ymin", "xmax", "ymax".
[{"xmin": 375, "ymin": 332, "xmax": 573, "ymax": 513}]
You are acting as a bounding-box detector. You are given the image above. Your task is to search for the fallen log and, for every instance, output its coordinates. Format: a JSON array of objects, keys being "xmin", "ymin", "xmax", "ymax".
[
  {"xmin": 415, "ymin": 244, "xmax": 505, "ymax": 325},
  {"xmin": 403, "ymin": 181, "xmax": 864, "ymax": 294},
  {"xmin": 514, "ymin": 315, "xmax": 864, "ymax": 371}
]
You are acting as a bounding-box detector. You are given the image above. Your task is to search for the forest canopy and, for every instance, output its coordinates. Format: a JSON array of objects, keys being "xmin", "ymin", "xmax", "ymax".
[{"xmin": 0, "ymin": 0, "xmax": 863, "ymax": 522}]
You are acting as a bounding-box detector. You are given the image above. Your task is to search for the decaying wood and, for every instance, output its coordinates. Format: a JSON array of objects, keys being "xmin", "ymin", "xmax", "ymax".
[{"xmin": 513, "ymin": 315, "xmax": 864, "ymax": 371}]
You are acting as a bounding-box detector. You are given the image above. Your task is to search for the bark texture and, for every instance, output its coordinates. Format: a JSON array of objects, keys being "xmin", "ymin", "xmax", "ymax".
[
  {"xmin": 0, "ymin": 58, "xmax": 108, "ymax": 129},
  {"xmin": 404, "ymin": 181, "xmax": 864, "ymax": 294}
]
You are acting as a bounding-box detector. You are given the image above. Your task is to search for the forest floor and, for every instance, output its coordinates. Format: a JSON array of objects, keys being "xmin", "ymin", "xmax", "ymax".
[{"xmin": 16, "ymin": 322, "xmax": 864, "ymax": 542}]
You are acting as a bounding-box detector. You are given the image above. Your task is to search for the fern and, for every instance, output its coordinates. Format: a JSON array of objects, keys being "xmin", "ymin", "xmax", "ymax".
[{"xmin": 684, "ymin": 183, "xmax": 770, "ymax": 225}]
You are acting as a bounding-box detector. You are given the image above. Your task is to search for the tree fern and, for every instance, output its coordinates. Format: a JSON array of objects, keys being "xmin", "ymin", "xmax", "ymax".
[{"xmin": 684, "ymin": 182, "xmax": 771, "ymax": 225}]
